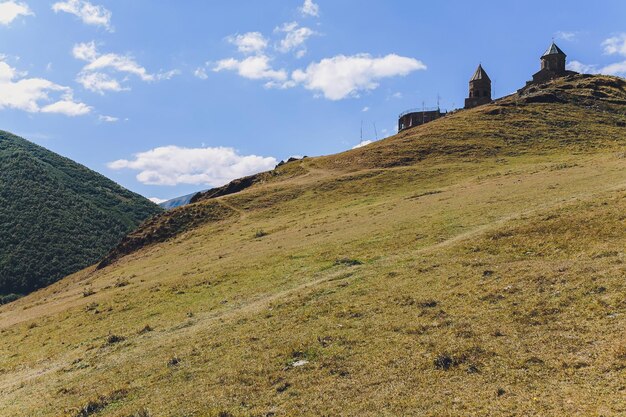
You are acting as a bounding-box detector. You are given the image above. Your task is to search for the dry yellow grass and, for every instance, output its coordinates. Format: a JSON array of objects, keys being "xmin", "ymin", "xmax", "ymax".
[{"xmin": 0, "ymin": 74, "xmax": 625, "ymax": 416}]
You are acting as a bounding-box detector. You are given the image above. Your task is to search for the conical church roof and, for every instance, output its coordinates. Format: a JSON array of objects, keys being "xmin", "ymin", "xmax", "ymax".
[
  {"xmin": 470, "ymin": 64, "xmax": 491, "ymax": 82},
  {"xmin": 542, "ymin": 42, "xmax": 566, "ymax": 58}
]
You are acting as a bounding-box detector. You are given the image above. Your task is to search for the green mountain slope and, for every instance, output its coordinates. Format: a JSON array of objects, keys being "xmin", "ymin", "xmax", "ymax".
[
  {"xmin": 0, "ymin": 131, "xmax": 162, "ymax": 299},
  {"xmin": 0, "ymin": 75, "xmax": 625, "ymax": 416}
]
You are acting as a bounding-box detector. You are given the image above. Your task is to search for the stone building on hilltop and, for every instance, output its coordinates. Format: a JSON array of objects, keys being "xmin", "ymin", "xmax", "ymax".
[
  {"xmin": 397, "ymin": 107, "xmax": 446, "ymax": 132},
  {"xmin": 522, "ymin": 42, "xmax": 577, "ymax": 88},
  {"xmin": 397, "ymin": 41, "xmax": 578, "ymax": 131},
  {"xmin": 464, "ymin": 64, "xmax": 492, "ymax": 109}
]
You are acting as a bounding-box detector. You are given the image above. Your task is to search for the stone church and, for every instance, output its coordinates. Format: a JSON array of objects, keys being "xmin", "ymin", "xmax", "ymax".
[
  {"xmin": 464, "ymin": 64, "xmax": 492, "ymax": 109},
  {"xmin": 520, "ymin": 42, "xmax": 577, "ymax": 91},
  {"xmin": 397, "ymin": 41, "xmax": 577, "ymax": 131}
]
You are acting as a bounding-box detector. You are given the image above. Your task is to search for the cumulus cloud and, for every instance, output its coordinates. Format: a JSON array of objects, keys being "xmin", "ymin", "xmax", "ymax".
[
  {"xmin": 40, "ymin": 96, "xmax": 91, "ymax": 116},
  {"xmin": 352, "ymin": 140, "xmax": 373, "ymax": 149},
  {"xmin": 299, "ymin": 0, "xmax": 319, "ymax": 17},
  {"xmin": 52, "ymin": 0, "xmax": 112, "ymax": 31},
  {"xmin": 108, "ymin": 145, "xmax": 278, "ymax": 187},
  {"xmin": 194, "ymin": 66, "xmax": 208, "ymax": 79},
  {"xmin": 567, "ymin": 34, "xmax": 626, "ymax": 77},
  {"xmin": 275, "ymin": 22, "xmax": 315, "ymax": 58},
  {"xmin": 600, "ymin": 61, "xmax": 626, "ymax": 76},
  {"xmin": 602, "ymin": 34, "xmax": 626, "ymax": 56},
  {"xmin": 555, "ymin": 31, "xmax": 577, "ymax": 41},
  {"xmin": 148, "ymin": 197, "xmax": 166, "ymax": 204},
  {"xmin": 362, "ymin": 106, "xmax": 369, "ymax": 112},
  {"xmin": 98, "ymin": 114, "xmax": 118, "ymax": 122},
  {"xmin": 77, "ymin": 71, "xmax": 126, "ymax": 93},
  {"xmin": 292, "ymin": 54, "xmax": 426, "ymax": 100},
  {"xmin": 73, "ymin": 41, "xmax": 179, "ymax": 93},
  {"xmin": 0, "ymin": 1, "xmax": 33, "ymax": 25},
  {"xmin": 567, "ymin": 60, "xmax": 598, "ymax": 74},
  {"xmin": 227, "ymin": 32, "xmax": 268, "ymax": 54},
  {"xmin": 213, "ymin": 55, "xmax": 288, "ymax": 82},
  {"xmin": 0, "ymin": 58, "xmax": 90, "ymax": 116}
]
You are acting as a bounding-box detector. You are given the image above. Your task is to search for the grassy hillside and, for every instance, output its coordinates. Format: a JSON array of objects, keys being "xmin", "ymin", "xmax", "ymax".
[
  {"xmin": 0, "ymin": 132, "xmax": 162, "ymax": 299},
  {"xmin": 0, "ymin": 74, "xmax": 625, "ymax": 416}
]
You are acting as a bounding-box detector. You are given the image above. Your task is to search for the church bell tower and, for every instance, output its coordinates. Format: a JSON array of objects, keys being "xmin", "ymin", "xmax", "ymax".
[{"xmin": 464, "ymin": 64, "xmax": 492, "ymax": 109}]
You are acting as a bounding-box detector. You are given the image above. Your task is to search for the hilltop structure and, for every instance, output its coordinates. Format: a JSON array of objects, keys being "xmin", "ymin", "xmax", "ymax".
[
  {"xmin": 398, "ymin": 41, "xmax": 577, "ymax": 131},
  {"xmin": 398, "ymin": 107, "xmax": 446, "ymax": 132},
  {"xmin": 464, "ymin": 64, "xmax": 492, "ymax": 109},
  {"xmin": 522, "ymin": 42, "xmax": 577, "ymax": 89}
]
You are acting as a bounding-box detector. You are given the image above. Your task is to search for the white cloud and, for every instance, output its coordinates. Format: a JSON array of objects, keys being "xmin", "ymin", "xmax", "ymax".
[
  {"xmin": 362, "ymin": 106, "xmax": 369, "ymax": 112},
  {"xmin": 602, "ymin": 34, "xmax": 626, "ymax": 56},
  {"xmin": 567, "ymin": 34, "xmax": 626, "ymax": 77},
  {"xmin": 227, "ymin": 32, "xmax": 268, "ymax": 54},
  {"xmin": 555, "ymin": 31, "xmax": 577, "ymax": 41},
  {"xmin": 0, "ymin": 59, "xmax": 90, "ymax": 116},
  {"xmin": 352, "ymin": 140, "xmax": 373, "ymax": 149},
  {"xmin": 73, "ymin": 41, "xmax": 178, "ymax": 93},
  {"xmin": 214, "ymin": 55, "xmax": 288, "ymax": 82},
  {"xmin": 391, "ymin": 92, "xmax": 403, "ymax": 99},
  {"xmin": 77, "ymin": 71, "xmax": 126, "ymax": 94},
  {"xmin": 41, "ymin": 97, "xmax": 91, "ymax": 116},
  {"xmin": 291, "ymin": 54, "xmax": 426, "ymax": 100},
  {"xmin": 108, "ymin": 145, "xmax": 277, "ymax": 187},
  {"xmin": 0, "ymin": 1, "xmax": 33, "ymax": 25},
  {"xmin": 148, "ymin": 197, "xmax": 166, "ymax": 204},
  {"xmin": 567, "ymin": 60, "xmax": 598, "ymax": 74},
  {"xmin": 275, "ymin": 22, "xmax": 315, "ymax": 58},
  {"xmin": 194, "ymin": 66, "xmax": 208, "ymax": 80},
  {"xmin": 299, "ymin": 0, "xmax": 319, "ymax": 17},
  {"xmin": 99, "ymin": 114, "xmax": 118, "ymax": 122},
  {"xmin": 52, "ymin": 0, "xmax": 112, "ymax": 31},
  {"xmin": 600, "ymin": 61, "xmax": 626, "ymax": 76}
]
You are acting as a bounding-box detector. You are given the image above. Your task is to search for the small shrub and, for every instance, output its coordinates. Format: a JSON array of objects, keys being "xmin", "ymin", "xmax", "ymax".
[
  {"xmin": 106, "ymin": 334, "xmax": 125, "ymax": 345},
  {"xmin": 114, "ymin": 278, "xmax": 130, "ymax": 288},
  {"xmin": 254, "ymin": 230, "xmax": 268, "ymax": 238},
  {"xmin": 0, "ymin": 293, "xmax": 22, "ymax": 305},
  {"xmin": 138, "ymin": 324, "xmax": 153, "ymax": 334},
  {"xmin": 276, "ymin": 382, "xmax": 291, "ymax": 393},
  {"xmin": 434, "ymin": 354, "xmax": 455, "ymax": 370},
  {"xmin": 130, "ymin": 409, "xmax": 151, "ymax": 417},
  {"xmin": 418, "ymin": 299, "xmax": 438, "ymax": 308},
  {"xmin": 83, "ymin": 287, "xmax": 96, "ymax": 297},
  {"xmin": 167, "ymin": 355, "xmax": 181, "ymax": 367},
  {"xmin": 334, "ymin": 258, "xmax": 363, "ymax": 266},
  {"xmin": 74, "ymin": 389, "xmax": 128, "ymax": 417}
]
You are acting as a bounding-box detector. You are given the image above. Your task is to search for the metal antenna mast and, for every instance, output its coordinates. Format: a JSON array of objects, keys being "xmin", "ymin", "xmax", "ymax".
[{"xmin": 360, "ymin": 120, "xmax": 363, "ymax": 142}]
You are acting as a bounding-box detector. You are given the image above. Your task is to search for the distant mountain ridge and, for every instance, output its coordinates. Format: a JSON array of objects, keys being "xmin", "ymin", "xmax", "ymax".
[
  {"xmin": 0, "ymin": 131, "xmax": 162, "ymax": 300},
  {"xmin": 159, "ymin": 191, "xmax": 204, "ymax": 210}
]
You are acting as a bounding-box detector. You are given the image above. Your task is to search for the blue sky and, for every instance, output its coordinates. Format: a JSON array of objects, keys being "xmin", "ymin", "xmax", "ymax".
[{"xmin": 1, "ymin": 0, "xmax": 625, "ymax": 202}]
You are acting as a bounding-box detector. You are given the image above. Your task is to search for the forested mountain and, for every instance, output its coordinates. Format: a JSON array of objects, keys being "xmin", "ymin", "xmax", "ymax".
[{"xmin": 0, "ymin": 131, "xmax": 162, "ymax": 300}]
